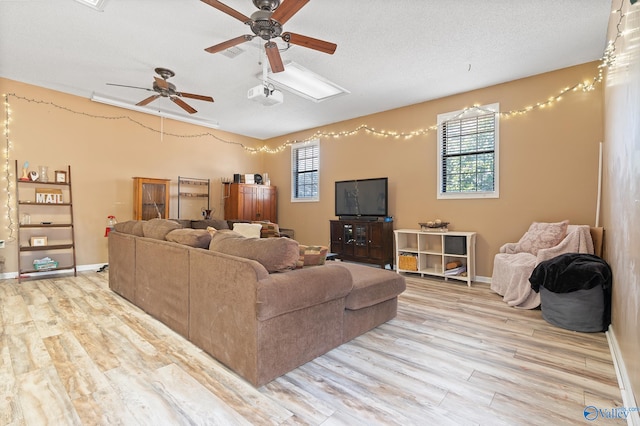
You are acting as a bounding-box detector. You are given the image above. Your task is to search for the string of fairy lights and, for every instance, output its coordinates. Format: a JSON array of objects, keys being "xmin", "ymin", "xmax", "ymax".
[{"xmin": 1, "ymin": 1, "xmax": 629, "ymax": 241}]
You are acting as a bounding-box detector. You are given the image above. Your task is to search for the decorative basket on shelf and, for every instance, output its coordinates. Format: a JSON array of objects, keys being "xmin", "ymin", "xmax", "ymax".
[
  {"xmin": 419, "ymin": 221, "xmax": 450, "ymax": 232},
  {"xmin": 398, "ymin": 253, "xmax": 418, "ymax": 271},
  {"xmin": 33, "ymin": 257, "xmax": 58, "ymax": 271}
]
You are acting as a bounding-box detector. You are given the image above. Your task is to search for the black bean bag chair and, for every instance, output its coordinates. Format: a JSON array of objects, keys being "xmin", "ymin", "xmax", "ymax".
[{"xmin": 529, "ymin": 253, "xmax": 612, "ymax": 332}]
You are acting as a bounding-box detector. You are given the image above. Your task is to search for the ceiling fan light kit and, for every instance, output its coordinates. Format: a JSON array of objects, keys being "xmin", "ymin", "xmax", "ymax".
[
  {"xmin": 201, "ymin": 0, "xmax": 337, "ymax": 75},
  {"xmin": 106, "ymin": 67, "xmax": 214, "ymax": 115}
]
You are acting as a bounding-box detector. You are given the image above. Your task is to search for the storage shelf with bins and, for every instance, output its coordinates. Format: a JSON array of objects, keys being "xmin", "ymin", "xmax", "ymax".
[
  {"xmin": 177, "ymin": 176, "xmax": 210, "ymax": 219},
  {"xmin": 394, "ymin": 229, "xmax": 476, "ymax": 286},
  {"xmin": 15, "ymin": 161, "xmax": 77, "ymax": 282}
]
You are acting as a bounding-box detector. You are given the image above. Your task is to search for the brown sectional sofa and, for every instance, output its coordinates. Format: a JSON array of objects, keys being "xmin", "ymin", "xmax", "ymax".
[{"xmin": 108, "ymin": 219, "xmax": 406, "ymax": 386}]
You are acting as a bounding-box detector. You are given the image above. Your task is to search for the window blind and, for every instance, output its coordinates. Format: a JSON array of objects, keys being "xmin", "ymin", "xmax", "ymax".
[
  {"xmin": 441, "ymin": 112, "xmax": 496, "ymax": 193},
  {"xmin": 293, "ymin": 143, "xmax": 319, "ymax": 198}
]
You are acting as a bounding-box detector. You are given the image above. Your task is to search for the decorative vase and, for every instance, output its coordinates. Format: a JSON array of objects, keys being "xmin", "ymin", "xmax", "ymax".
[{"xmin": 39, "ymin": 166, "xmax": 49, "ymax": 182}]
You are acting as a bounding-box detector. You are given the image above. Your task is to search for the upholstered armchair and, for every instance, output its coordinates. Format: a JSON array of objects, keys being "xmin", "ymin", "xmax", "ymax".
[{"xmin": 491, "ymin": 221, "xmax": 595, "ymax": 309}]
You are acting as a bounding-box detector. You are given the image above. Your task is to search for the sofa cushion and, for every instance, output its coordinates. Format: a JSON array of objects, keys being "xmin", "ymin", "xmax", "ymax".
[
  {"xmin": 170, "ymin": 219, "xmax": 192, "ymax": 228},
  {"xmin": 142, "ymin": 218, "xmax": 183, "ymax": 240},
  {"xmin": 113, "ymin": 220, "xmax": 145, "ymax": 236},
  {"xmin": 208, "ymin": 229, "xmax": 244, "ymax": 241},
  {"xmin": 166, "ymin": 228, "xmax": 212, "ymax": 248},
  {"xmin": 257, "ymin": 263, "xmax": 353, "ymax": 321},
  {"xmin": 296, "ymin": 245, "xmax": 328, "ymax": 268},
  {"xmin": 209, "ymin": 231, "xmax": 299, "ymax": 273},
  {"xmin": 191, "ymin": 219, "xmax": 230, "ymax": 230},
  {"xmin": 233, "ymin": 222, "xmax": 263, "ymax": 238},
  {"xmin": 337, "ymin": 263, "xmax": 407, "ymax": 310},
  {"xmin": 514, "ymin": 220, "xmax": 569, "ymax": 256}
]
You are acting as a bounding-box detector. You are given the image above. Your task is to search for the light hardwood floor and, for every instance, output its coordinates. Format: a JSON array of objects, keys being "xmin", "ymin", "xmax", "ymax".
[{"xmin": 0, "ymin": 272, "xmax": 625, "ymax": 425}]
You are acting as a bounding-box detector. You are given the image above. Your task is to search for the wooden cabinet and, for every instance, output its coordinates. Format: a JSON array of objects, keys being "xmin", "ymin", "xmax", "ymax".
[
  {"xmin": 15, "ymin": 161, "xmax": 77, "ymax": 282},
  {"xmin": 133, "ymin": 177, "xmax": 171, "ymax": 220},
  {"xmin": 223, "ymin": 183, "xmax": 277, "ymax": 222},
  {"xmin": 330, "ymin": 219, "xmax": 394, "ymax": 268},
  {"xmin": 394, "ymin": 229, "xmax": 476, "ymax": 286}
]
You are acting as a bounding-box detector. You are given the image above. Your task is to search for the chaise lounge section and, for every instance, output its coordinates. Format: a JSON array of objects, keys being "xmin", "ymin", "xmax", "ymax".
[{"xmin": 108, "ymin": 219, "xmax": 405, "ymax": 386}]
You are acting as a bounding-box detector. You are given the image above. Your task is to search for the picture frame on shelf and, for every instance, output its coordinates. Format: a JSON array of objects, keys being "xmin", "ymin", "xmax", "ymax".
[
  {"xmin": 30, "ymin": 236, "xmax": 48, "ymax": 247},
  {"xmin": 55, "ymin": 170, "xmax": 67, "ymax": 183}
]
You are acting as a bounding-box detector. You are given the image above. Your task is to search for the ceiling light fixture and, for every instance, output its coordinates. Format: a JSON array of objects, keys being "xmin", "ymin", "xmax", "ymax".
[
  {"xmin": 262, "ymin": 62, "xmax": 349, "ymax": 102},
  {"xmin": 90, "ymin": 94, "xmax": 219, "ymax": 129},
  {"xmin": 73, "ymin": 0, "xmax": 109, "ymax": 11}
]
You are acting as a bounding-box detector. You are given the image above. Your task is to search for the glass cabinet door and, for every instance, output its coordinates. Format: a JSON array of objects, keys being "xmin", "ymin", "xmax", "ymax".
[
  {"xmin": 134, "ymin": 177, "xmax": 171, "ymax": 220},
  {"xmin": 354, "ymin": 224, "xmax": 369, "ymax": 257},
  {"xmin": 342, "ymin": 224, "xmax": 354, "ymax": 256}
]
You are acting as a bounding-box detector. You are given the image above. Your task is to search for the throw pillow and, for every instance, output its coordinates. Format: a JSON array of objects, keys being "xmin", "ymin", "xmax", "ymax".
[
  {"xmin": 296, "ymin": 245, "xmax": 329, "ymax": 268},
  {"xmin": 166, "ymin": 229, "xmax": 212, "ymax": 248},
  {"xmin": 142, "ymin": 218, "xmax": 182, "ymax": 240},
  {"xmin": 114, "ymin": 220, "xmax": 146, "ymax": 236},
  {"xmin": 206, "ymin": 229, "xmax": 244, "ymax": 250},
  {"xmin": 233, "ymin": 222, "xmax": 263, "ymax": 238},
  {"xmin": 252, "ymin": 221, "xmax": 280, "ymax": 238},
  {"xmin": 209, "ymin": 232, "xmax": 299, "ymax": 273},
  {"xmin": 514, "ymin": 220, "xmax": 569, "ymax": 255}
]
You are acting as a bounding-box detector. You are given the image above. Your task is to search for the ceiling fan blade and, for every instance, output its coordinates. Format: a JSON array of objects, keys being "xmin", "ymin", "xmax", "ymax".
[
  {"xmin": 205, "ymin": 34, "xmax": 254, "ymax": 54},
  {"xmin": 136, "ymin": 95, "xmax": 160, "ymax": 106},
  {"xmin": 106, "ymin": 83, "xmax": 154, "ymax": 92},
  {"xmin": 171, "ymin": 97, "xmax": 198, "ymax": 114},
  {"xmin": 271, "ymin": 0, "xmax": 309, "ymax": 25},
  {"xmin": 154, "ymin": 76, "xmax": 169, "ymax": 90},
  {"xmin": 179, "ymin": 92, "xmax": 215, "ymax": 103},
  {"xmin": 265, "ymin": 41, "xmax": 285, "ymax": 73},
  {"xmin": 200, "ymin": 0, "xmax": 251, "ymax": 23},
  {"xmin": 282, "ymin": 32, "xmax": 337, "ymax": 54}
]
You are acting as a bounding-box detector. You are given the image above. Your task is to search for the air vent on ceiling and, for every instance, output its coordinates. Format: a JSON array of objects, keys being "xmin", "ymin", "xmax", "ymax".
[{"xmin": 220, "ymin": 47, "xmax": 245, "ymax": 59}]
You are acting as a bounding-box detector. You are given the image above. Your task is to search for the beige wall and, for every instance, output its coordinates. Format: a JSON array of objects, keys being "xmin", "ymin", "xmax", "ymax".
[
  {"xmin": 264, "ymin": 62, "xmax": 604, "ymax": 279},
  {"xmin": 603, "ymin": 1, "xmax": 640, "ymax": 408},
  {"xmin": 1, "ymin": 64, "xmax": 603, "ymax": 278},
  {"xmin": 1, "ymin": 22, "xmax": 636, "ymax": 409},
  {"xmin": 0, "ymin": 78, "xmax": 263, "ymax": 272}
]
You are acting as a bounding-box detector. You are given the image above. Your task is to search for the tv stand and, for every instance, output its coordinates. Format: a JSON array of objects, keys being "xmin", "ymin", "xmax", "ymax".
[{"xmin": 330, "ymin": 219, "xmax": 394, "ymax": 268}]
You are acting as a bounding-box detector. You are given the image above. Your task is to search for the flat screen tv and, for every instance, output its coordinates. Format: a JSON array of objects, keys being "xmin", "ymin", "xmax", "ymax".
[{"xmin": 335, "ymin": 177, "xmax": 388, "ymax": 219}]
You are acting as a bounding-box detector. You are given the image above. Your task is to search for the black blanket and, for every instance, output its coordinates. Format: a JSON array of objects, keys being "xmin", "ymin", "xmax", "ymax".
[{"xmin": 530, "ymin": 253, "xmax": 612, "ymax": 294}]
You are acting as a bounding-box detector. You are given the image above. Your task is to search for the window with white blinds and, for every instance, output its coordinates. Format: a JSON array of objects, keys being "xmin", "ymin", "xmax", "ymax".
[
  {"xmin": 437, "ymin": 103, "xmax": 499, "ymax": 199},
  {"xmin": 291, "ymin": 139, "xmax": 320, "ymax": 202}
]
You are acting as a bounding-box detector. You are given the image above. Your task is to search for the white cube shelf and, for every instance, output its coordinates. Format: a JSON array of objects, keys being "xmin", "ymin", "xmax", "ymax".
[{"xmin": 394, "ymin": 229, "xmax": 477, "ymax": 286}]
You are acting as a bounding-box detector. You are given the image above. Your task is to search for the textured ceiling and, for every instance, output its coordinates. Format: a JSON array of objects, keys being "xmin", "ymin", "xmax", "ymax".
[{"xmin": 0, "ymin": 0, "xmax": 612, "ymax": 139}]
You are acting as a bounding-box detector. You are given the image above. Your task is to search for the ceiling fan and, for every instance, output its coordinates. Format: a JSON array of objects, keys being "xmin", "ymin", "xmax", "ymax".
[
  {"xmin": 106, "ymin": 67, "xmax": 214, "ymax": 114},
  {"xmin": 201, "ymin": 0, "xmax": 337, "ymax": 73}
]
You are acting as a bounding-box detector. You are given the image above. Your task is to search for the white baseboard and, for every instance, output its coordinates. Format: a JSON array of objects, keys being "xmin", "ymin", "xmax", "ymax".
[
  {"xmin": 0, "ymin": 263, "xmax": 107, "ymax": 280},
  {"xmin": 607, "ymin": 325, "xmax": 640, "ymax": 426}
]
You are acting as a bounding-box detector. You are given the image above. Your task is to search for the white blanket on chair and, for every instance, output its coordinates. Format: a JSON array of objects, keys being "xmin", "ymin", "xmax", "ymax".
[{"xmin": 490, "ymin": 225, "xmax": 594, "ymax": 309}]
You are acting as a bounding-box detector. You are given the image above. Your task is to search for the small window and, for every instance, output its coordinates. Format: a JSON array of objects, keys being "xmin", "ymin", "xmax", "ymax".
[
  {"xmin": 437, "ymin": 103, "xmax": 499, "ymax": 199},
  {"xmin": 291, "ymin": 139, "xmax": 320, "ymax": 202}
]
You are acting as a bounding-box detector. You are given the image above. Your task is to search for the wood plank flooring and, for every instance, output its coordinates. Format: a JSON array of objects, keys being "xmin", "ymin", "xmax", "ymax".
[{"xmin": 0, "ymin": 272, "xmax": 625, "ymax": 425}]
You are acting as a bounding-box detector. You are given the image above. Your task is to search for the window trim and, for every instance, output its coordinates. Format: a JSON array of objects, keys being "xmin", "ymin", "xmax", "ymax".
[
  {"xmin": 290, "ymin": 139, "xmax": 320, "ymax": 203},
  {"xmin": 437, "ymin": 103, "xmax": 500, "ymax": 199}
]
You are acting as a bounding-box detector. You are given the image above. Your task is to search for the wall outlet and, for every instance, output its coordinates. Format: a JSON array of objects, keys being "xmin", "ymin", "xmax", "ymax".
[{"xmin": 0, "ymin": 240, "xmax": 5, "ymax": 249}]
